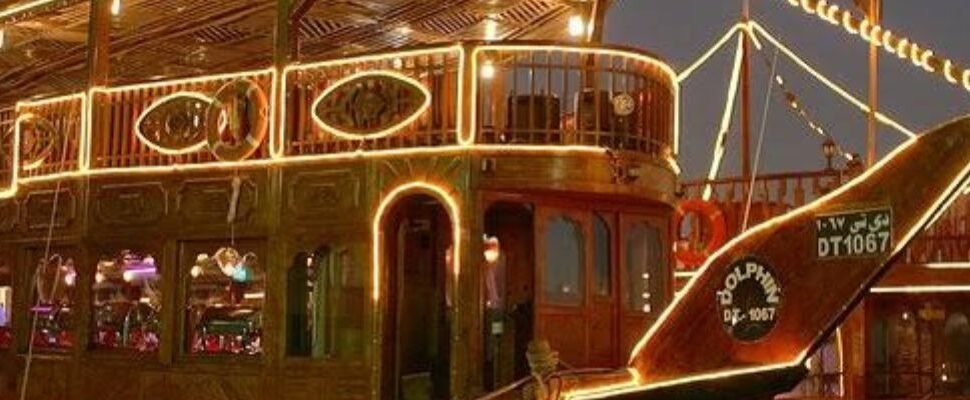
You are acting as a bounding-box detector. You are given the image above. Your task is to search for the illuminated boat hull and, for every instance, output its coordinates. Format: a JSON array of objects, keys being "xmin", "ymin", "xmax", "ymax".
[{"xmin": 563, "ymin": 116, "xmax": 970, "ymax": 399}]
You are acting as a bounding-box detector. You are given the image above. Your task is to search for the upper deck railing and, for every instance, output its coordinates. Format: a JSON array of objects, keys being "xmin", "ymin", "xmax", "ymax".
[{"xmin": 0, "ymin": 42, "xmax": 678, "ymax": 195}]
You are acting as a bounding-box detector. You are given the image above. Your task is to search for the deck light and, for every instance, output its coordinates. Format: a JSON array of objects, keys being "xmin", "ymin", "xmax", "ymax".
[
  {"xmin": 568, "ymin": 15, "xmax": 585, "ymax": 37},
  {"xmin": 484, "ymin": 17, "xmax": 499, "ymax": 41},
  {"xmin": 480, "ymin": 60, "xmax": 496, "ymax": 79}
]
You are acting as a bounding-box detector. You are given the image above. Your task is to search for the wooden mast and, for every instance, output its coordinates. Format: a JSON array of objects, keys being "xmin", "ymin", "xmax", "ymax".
[
  {"xmin": 740, "ymin": 0, "xmax": 752, "ymax": 179},
  {"xmin": 866, "ymin": 0, "xmax": 881, "ymax": 167}
]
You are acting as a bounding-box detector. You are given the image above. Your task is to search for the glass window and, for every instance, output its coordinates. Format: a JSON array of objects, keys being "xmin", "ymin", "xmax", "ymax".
[
  {"xmin": 0, "ymin": 258, "xmax": 11, "ymax": 349},
  {"xmin": 30, "ymin": 252, "xmax": 76, "ymax": 350},
  {"xmin": 543, "ymin": 216, "xmax": 583, "ymax": 305},
  {"xmin": 185, "ymin": 244, "xmax": 264, "ymax": 356},
  {"xmin": 593, "ymin": 215, "xmax": 611, "ymax": 297},
  {"xmin": 286, "ymin": 246, "xmax": 363, "ymax": 359},
  {"xmin": 780, "ymin": 332, "xmax": 843, "ymax": 398},
  {"xmin": 625, "ymin": 222, "xmax": 664, "ymax": 314},
  {"xmin": 91, "ymin": 250, "xmax": 161, "ymax": 353},
  {"xmin": 287, "ymin": 246, "xmax": 336, "ymax": 358},
  {"xmin": 941, "ymin": 313, "xmax": 970, "ymax": 395}
]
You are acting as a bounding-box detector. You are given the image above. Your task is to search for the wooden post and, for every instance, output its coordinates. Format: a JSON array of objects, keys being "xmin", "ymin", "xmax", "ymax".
[
  {"xmin": 866, "ymin": 0, "xmax": 881, "ymax": 168},
  {"xmin": 586, "ymin": 0, "xmax": 610, "ymax": 44},
  {"xmin": 87, "ymin": 0, "xmax": 111, "ymax": 86},
  {"xmin": 740, "ymin": 0, "xmax": 752, "ymax": 179}
]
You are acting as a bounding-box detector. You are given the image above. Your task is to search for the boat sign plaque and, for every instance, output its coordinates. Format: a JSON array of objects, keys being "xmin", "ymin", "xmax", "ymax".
[
  {"xmin": 816, "ymin": 208, "xmax": 892, "ymax": 259},
  {"xmin": 717, "ymin": 257, "xmax": 782, "ymax": 342}
]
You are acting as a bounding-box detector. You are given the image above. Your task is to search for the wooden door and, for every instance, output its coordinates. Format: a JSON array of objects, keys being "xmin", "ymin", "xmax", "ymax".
[
  {"xmin": 534, "ymin": 208, "xmax": 589, "ymax": 367},
  {"xmin": 618, "ymin": 214, "xmax": 670, "ymax": 357}
]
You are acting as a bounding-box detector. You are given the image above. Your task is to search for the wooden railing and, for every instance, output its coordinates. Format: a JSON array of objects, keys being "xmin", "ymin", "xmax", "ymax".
[
  {"xmin": 474, "ymin": 44, "xmax": 675, "ymax": 159},
  {"xmin": 681, "ymin": 169, "xmax": 845, "ymax": 238},
  {"xmin": 0, "ymin": 42, "xmax": 679, "ymax": 187},
  {"xmin": 0, "ymin": 107, "xmax": 14, "ymax": 189},
  {"xmin": 284, "ymin": 47, "xmax": 462, "ymax": 156},
  {"xmin": 17, "ymin": 95, "xmax": 84, "ymax": 179},
  {"xmin": 90, "ymin": 70, "xmax": 275, "ymax": 169}
]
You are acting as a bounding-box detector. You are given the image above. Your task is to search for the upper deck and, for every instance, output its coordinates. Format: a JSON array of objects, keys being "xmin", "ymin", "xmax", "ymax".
[
  {"xmin": 0, "ymin": 0, "xmax": 680, "ymax": 198},
  {"xmin": 0, "ymin": 40, "xmax": 678, "ymax": 195}
]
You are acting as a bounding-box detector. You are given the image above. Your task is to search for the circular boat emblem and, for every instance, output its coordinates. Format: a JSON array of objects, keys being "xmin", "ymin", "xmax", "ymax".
[
  {"xmin": 612, "ymin": 93, "xmax": 635, "ymax": 117},
  {"xmin": 206, "ymin": 79, "xmax": 268, "ymax": 161},
  {"xmin": 716, "ymin": 257, "xmax": 782, "ymax": 342}
]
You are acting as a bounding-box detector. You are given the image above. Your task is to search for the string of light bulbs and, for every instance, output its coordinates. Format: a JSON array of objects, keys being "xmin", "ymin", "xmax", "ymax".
[
  {"xmin": 751, "ymin": 41, "xmax": 857, "ymax": 163},
  {"xmin": 783, "ymin": 0, "xmax": 970, "ymax": 95}
]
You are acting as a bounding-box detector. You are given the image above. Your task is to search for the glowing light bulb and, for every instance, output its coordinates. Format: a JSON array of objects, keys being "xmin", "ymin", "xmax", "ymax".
[
  {"xmin": 190, "ymin": 265, "xmax": 202, "ymax": 278},
  {"xmin": 484, "ymin": 18, "xmax": 499, "ymax": 41},
  {"xmin": 483, "ymin": 235, "xmax": 501, "ymax": 263},
  {"xmin": 123, "ymin": 271, "xmax": 134, "ymax": 282},
  {"xmin": 480, "ymin": 60, "xmax": 495, "ymax": 79},
  {"xmin": 95, "ymin": 272, "xmax": 105, "ymax": 284},
  {"xmin": 110, "ymin": 0, "xmax": 120, "ymax": 16},
  {"xmin": 568, "ymin": 15, "xmax": 585, "ymax": 37}
]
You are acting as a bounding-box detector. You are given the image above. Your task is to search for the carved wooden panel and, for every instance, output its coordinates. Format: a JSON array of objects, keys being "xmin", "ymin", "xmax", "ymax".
[
  {"xmin": 0, "ymin": 199, "xmax": 16, "ymax": 232},
  {"xmin": 280, "ymin": 378, "xmax": 322, "ymax": 400},
  {"xmin": 79, "ymin": 365, "xmax": 141, "ymax": 400},
  {"xmin": 176, "ymin": 177, "xmax": 257, "ymax": 225},
  {"xmin": 23, "ymin": 188, "xmax": 76, "ymax": 230},
  {"xmin": 94, "ymin": 182, "xmax": 168, "ymax": 226},
  {"xmin": 141, "ymin": 372, "xmax": 261, "ymax": 400},
  {"xmin": 20, "ymin": 361, "xmax": 69, "ymax": 400},
  {"xmin": 286, "ymin": 169, "xmax": 360, "ymax": 219},
  {"xmin": 377, "ymin": 156, "xmax": 464, "ymax": 191}
]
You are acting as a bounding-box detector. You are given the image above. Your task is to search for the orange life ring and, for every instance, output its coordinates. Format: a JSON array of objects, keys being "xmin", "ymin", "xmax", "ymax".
[{"xmin": 673, "ymin": 199, "xmax": 727, "ymax": 267}]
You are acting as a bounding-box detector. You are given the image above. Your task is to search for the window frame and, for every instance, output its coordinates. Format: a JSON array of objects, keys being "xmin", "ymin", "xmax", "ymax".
[
  {"xmin": 19, "ymin": 244, "xmax": 80, "ymax": 354},
  {"xmin": 536, "ymin": 209, "xmax": 588, "ymax": 308},
  {"xmin": 619, "ymin": 215, "xmax": 670, "ymax": 318},
  {"xmin": 177, "ymin": 239, "xmax": 267, "ymax": 361},
  {"xmin": 87, "ymin": 243, "xmax": 165, "ymax": 356}
]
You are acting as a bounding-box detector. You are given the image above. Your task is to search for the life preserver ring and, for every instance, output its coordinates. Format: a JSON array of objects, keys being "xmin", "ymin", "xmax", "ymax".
[{"xmin": 673, "ymin": 199, "xmax": 727, "ymax": 267}]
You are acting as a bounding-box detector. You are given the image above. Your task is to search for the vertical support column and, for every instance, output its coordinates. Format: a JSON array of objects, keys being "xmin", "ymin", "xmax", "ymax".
[
  {"xmin": 459, "ymin": 44, "xmax": 476, "ymax": 145},
  {"xmin": 739, "ymin": 0, "xmax": 752, "ymax": 180},
  {"xmin": 586, "ymin": 0, "xmax": 609, "ymax": 44},
  {"xmin": 865, "ymin": 0, "xmax": 881, "ymax": 168},
  {"xmin": 87, "ymin": 0, "xmax": 111, "ymax": 86},
  {"xmin": 85, "ymin": 0, "xmax": 111, "ymax": 172},
  {"xmin": 845, "ymin": 299, "xmax": 868, "ymax": 400},
  {"xmin": 272, "ymin": 0, "xmax": 295, "ymax": 158}
]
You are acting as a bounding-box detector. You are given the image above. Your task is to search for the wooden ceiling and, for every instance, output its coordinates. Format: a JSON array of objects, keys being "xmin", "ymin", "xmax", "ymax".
[{"xmin": 0, "ymin": 0, "xmax": 584, "ymax": 105}]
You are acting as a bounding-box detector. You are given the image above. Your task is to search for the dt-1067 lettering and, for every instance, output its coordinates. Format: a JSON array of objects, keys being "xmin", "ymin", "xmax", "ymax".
[{"xmin": 816, "ymin": 208, "xmax": 892, "ymax": 259}]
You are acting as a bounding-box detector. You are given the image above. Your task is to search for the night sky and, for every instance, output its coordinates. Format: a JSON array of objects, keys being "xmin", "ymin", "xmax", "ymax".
[{"xmin": 605, "ymin": 0, "xmax": 970, "ymax": 179}]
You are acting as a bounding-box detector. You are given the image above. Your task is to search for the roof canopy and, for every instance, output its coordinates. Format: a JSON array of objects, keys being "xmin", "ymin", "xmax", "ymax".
[{"xmin": 0, "ymin": 0, "xmax": 588, "ymax": 104}]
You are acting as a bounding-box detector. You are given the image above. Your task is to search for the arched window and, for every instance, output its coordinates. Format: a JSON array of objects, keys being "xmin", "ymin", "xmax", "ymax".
[
  {"xmin": 943, "ymin": 313, "xmax": 970, "ymax": 394},
  {"xmin": 593, "ymin": 215, "xmax": 611, "ymax": 297},
  {"xmin": 625, "ymin": 223, "xmax": 664, "ymax": 314},
  {"xmin": 543, "ymin": 216, "xmax": 583, "ymax": 305}
]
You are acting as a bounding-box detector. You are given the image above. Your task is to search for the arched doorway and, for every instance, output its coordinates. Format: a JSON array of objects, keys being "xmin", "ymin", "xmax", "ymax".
[{"xmin": 379, "ymin": 192, "xmax": 456, "ymax": 400}]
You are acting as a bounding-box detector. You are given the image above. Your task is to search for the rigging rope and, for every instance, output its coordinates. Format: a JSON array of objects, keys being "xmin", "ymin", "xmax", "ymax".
[
  {"xmin": 750, "ymin": 35, "xmax": 858, "ymax": 163},
  {"xmin": 20, "ymin": 130, "xmax": 71, "ymax": 400},
  {"xmin": 742, "ymin": 50, "xmax": 780, "ymax": 232}
]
